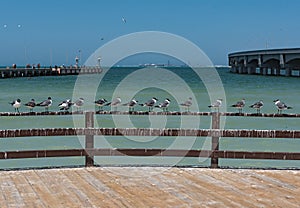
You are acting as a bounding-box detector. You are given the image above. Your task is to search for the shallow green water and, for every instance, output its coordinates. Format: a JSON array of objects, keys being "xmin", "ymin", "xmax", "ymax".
[{"xmin": 0, "ymin": 67, "xmax": 299, "ymax": 169}]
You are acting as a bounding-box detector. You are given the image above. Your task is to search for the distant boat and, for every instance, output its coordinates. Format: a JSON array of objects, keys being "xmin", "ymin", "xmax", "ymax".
[{"xmin": 139, "ymin": 63, "xmax": 166, "ymax": 68}]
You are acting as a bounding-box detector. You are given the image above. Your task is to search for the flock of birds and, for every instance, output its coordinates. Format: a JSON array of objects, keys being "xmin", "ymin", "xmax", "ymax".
[
  {"xmin": 8, "ymin": 97, "xmax": 174, "ymax": 113},
  {"xmin": 8, "ymin": 96, "xmax": 293, "ymax": 114},
  {"xmin": 208, "ymin": 98, "xmax": 292, "ymax": 114}
]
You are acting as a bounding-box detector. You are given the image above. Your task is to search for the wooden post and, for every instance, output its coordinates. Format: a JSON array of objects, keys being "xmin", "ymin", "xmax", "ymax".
[
  {"xmin": 85, "ymin": 111, "xmax": 94, "ymax": 167},
  {"xmin": 211, "ymin": 112, "xmax": 220, "ymax": 168}
]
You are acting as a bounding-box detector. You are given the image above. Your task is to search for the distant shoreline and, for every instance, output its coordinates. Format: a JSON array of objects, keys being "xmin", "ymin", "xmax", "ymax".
[{"xmin": 0, "ymin": 65, "xmax": 230, "ymax": 69}]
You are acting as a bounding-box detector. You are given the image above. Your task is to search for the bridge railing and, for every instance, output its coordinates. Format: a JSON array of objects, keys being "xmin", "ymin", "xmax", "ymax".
[{"xmin": 0, "ymin": 111, "xmax": 300, "ymax": 169}]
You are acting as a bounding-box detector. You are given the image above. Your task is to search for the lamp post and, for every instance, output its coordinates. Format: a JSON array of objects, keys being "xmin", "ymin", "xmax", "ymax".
[
  {"xmin": 78, "ymin": 50, "xmax": 82, "ymax": 66},
  {"xmin": 75, "ymin": 56, "xmax": 79, "ymax": 68},
  {"xmin": 97, "ymin": 57, "xmax": 101, "ymax": 67}
]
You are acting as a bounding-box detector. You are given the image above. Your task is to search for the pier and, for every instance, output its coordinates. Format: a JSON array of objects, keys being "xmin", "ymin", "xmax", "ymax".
[
  {"xmin": 1, "ymin": 167, "xmax": 299, "ymax": 207},
  {"xmin": 228, "ymin": 48, "xmax": 300, "ymax": 77},
  {"xmin": 0, "ymin": 111, "xmax": 300, "ymax": 207},
  {"xmin": 0, "ymin": 111, "xmax": 300, "ymax": 168},
  {"xmin": 0, "ymin": 66, "xmax": 102, "ymax": 78}
]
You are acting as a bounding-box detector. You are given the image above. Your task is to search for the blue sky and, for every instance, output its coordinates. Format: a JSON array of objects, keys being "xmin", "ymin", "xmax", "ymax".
[{"xmin": 1, "ymin": 0, "xmax": 300, "ymax": 66}]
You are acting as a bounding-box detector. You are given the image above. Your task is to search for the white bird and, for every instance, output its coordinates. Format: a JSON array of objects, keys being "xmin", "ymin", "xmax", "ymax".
[
  {"xmin": 94, "ymin": 98, "xmax": 108, "ymax": 111},
  {"xmin": 24, "ymin": 99, "xmax": 36, "ymax": 112},
  {"xmin": 106, "ymin": 97, "xmax": 122, "ymax": 111},
  {"xmin": 58, "ymin": 99, "xmax": 73, "ymax": 111},
  {"xmin": 37, "ymin": 97, "xmax": 52, "ymax": 112},
  {"xmin": 249, "ymin": 100, "xmax": 264, "ymax": 114},
  {"xmin": 208, "ymin": 99, "xmax": 222, "ymax": 112},
  {"xmin": 122, "ymin": 17, "xmax": 126, "ymax": 23},
  {"xmin": 140, "ymin": 97, "xmax": 158, "ymax": 112},
  {"xmin": 9, "ymin": 99, "xmax": 21, "ymax": 113},
  {"xmin": 155, "ymin": 98, "xmax": 171, "ymax": 112},
  {"xmin": 180, "ymin": 97, "xmax": 192, "ymax": 112},
  {"xmin": 273, "ymin": 99, "xmax": 292, "ymax": 114},
  {"xmin": 74, "ymin": 98, "xmax": 84, "ymax": 112},
  {"xmin": 123, "ymin": 99, "xmax": 138, "ymax": 112},
  {"xmin": 231, "ymin": 98, "xmax": 245, "ymax": 113}
]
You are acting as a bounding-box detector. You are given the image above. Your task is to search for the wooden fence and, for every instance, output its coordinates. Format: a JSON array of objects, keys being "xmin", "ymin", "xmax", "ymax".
[{"xmin": 0, "ymin": 111, "xmax": 300, "ymax": 168}]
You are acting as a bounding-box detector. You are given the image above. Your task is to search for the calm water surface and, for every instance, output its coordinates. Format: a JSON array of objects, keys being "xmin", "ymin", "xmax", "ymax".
[{"xmin": 0, "ymin": 67, "xmax": 299, "ymax": 169}]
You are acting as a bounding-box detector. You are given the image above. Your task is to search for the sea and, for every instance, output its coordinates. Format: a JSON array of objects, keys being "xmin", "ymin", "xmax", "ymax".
[{"xmin": 0, "ymin": 66, "xmax": 300, "ymax": 170}]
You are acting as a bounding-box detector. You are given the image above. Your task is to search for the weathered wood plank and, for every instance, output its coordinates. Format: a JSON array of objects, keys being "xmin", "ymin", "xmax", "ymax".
[
  {"xmin": 0, "ymin": 173, "xmax": 9, "ymax": 208},
  {"xmin": 93, "ymin": 167, "xmax": 186, "ymax": 207},
  {"xmin": 63, "ymin": 168, "xmax": 107, "ymax": 207},
  {"xmin": 35, "ymin": 170, "xmax": 80, "ymax": 208},
  {"xmin": 75, "ymin": 168, "xmax": 130, "ymax": 207},
  {"xmin": 9, "ymin": 172, "xmax": 44, "ymax": 208},
  {"xmin": 0, "ymin": 167, "xmax": 299, "ymax": 207},
  {"xmin": 24, "ymin": 170, "xmax": 63, "ymax": 207},
  {"xmin": 201, "ymin": 170, "xmax": 274, "ymax": 207},
  {"xmin": 1, "ymin": 174, "xmax": 25, "ymax": 207}
]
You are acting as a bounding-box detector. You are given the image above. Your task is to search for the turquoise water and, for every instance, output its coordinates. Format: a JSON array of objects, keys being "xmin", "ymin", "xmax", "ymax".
[{"xmin": 0, "ymin": 67, "xmax": 300, "ymax": 169}]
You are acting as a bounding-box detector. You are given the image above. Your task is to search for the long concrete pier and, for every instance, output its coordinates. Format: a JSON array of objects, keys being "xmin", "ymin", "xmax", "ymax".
[
  {"xmin": 228, "ymin": 48, "xmax": 300, "ymax": 77},
  {"xmin": 0, "ymin": 66, "xmax": 102, "ymax": 78}
]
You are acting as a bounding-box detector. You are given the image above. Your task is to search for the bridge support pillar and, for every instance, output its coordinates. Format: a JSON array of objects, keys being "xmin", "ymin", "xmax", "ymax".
[
  {"xmin": 263, "ymin": 68, "xmax": 268, "ymax": 76},
  {"xmin": 247, "ymin": 67, "xmax": 255, "ymax": 75},
  {"xmin": 238, "ymin": 66, "xmax": 243, "ymax": 74},
  {"xmin": 275, "ymin": 68, "xmax": 281, "ymax": 76},
  {"xmin": 285, "ymin": 68, "xmax": 292, "ymax": 77},
  {"xmin": 259, "ymin": 67, "xmax": 263, "ymax": 75}
]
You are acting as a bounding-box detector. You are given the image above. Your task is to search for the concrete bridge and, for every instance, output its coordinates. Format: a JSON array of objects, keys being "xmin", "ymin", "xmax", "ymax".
[{"xmin": 228, "ymin": 48, "xmax": 300, "ymax": 77}]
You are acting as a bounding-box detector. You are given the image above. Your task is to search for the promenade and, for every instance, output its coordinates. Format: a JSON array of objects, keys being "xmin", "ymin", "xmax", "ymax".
[{"xmin": 0, "ymin": 167, "xmax": 299, "ymax": 207}]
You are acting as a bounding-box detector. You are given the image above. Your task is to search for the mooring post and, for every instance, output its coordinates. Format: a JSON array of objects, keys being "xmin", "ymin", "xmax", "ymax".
[
  {"xmin": 85, "ymin": 111, "xmax": 94, "ymax": 167},
  {"xmin": 211, "ymin": 112, "xmax": 220, "ymax": 168}
]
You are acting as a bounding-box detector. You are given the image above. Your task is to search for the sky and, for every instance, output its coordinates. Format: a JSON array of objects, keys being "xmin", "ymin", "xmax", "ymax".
[{"xmin": 1, "ymin": 0, "xmax": 300, "ymax": 66}]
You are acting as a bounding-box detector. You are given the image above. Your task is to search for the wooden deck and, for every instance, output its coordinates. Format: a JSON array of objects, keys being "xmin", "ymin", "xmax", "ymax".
[{"xmin": 0, "ymin": 167, "xmax": 299, "ymax": 207}]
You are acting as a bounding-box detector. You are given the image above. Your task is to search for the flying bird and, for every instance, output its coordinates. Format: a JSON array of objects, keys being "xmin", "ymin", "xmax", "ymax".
[
  {"xmin": 9, "ymin": 99, "xmax": 21, "ymax": 113},
  {"xmin": 37, "ymin": 97, "xmax": 52, "ymax": 112},
  {"xmin": 249, "ymin": 100, "xmax": 264, "ymax": 114},
  {"xmin": 231, "ymin": 98, "xmax": 246, "ymax": 113},
  {"xmin": 208, "ymin": 99, "xmax": 222, "ymax": 112},
  {"xmin": 123, "ymin": 99, "xmax": 138, "ymax": 112},
  {"xmin": 180, "ymin": 97, "xmax": 192, "ymax": 112},
  {"xmin": 155, "ymin": 98, "xmax": 171, "ymax": 112},
  {"xmin": 273, "ymin": 99, "xmax": 292, "ymax": 114},
  {"xmin": 122, "ymin": 17, "xmax": 126, "ymax": 23},
  {"xmin": 24, "ymin": 99, "xmax": 36, "ymax": 112},
  {"xmin": 140, "ymin": 97, "xmax": 158, "ymax": 112},
  {"xmin": 94, "ymin": 98, "xmax": 108, "ymax": 111}
]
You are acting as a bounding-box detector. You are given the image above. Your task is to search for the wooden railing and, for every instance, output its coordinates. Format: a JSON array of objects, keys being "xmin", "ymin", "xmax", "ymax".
[{"xmin": 0, "ymin": 111, "xmax": 300, "ymax": 169}]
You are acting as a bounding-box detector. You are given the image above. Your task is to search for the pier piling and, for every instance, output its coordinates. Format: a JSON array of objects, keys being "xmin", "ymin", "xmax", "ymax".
[
  {"xmin": 211, "ymin": 112, "xmax": 220, "ymax": 168},
  {"xmin": 85, "ymin": 111, "xmax": 95, "ymax": 167}
]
